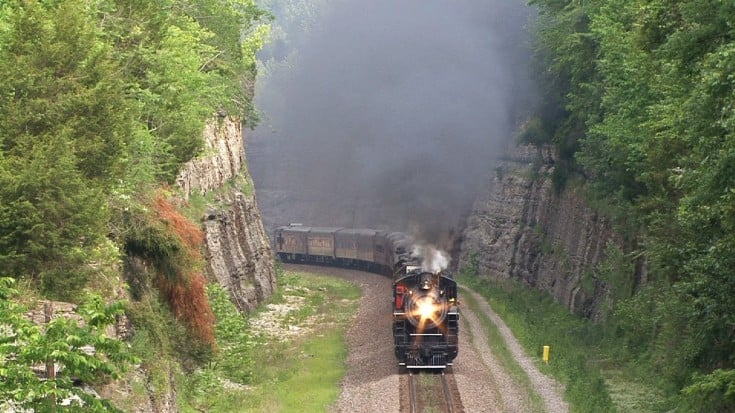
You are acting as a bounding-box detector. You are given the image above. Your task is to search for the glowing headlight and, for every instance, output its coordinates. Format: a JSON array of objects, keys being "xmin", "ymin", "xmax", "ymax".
[
  {"xmin": 417, "ymin": 298, "xmax": 435, "ymax": 320},
  {"xmin": 405, "ymin": 287, "xmax": 449, "ymax": 329}
]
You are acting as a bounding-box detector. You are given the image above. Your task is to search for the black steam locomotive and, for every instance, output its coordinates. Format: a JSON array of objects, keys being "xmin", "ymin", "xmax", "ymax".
[
  {"xmin": 392, "ymin": 261, "xmax": 459, "ymax": 369},
  {"xmin": 272, "ymin": 224, "xmax": 459, "ymax": 369}
]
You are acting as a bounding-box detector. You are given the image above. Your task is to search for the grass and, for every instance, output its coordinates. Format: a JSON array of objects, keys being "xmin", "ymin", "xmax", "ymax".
[
  {"xmin": 178, "ymin": 270, "xmax": 361, "ymax": 412},
  {"xmin": 458, "ymin": 272, "xmax": 674, "ymax": 412},
  {"xmin": 242, "ymin": 330, "xmax": 349, "ymax": 411},
  {"xmin": 602, "ymin": 368, "xmax": 670, "ymax": 412},
  {"xmin": 459, "ymin": 272, "xmax": 615, "ymax": 412}
]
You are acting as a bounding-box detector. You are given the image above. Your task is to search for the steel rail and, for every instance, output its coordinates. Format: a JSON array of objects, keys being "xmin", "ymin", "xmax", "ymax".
[
  {"xmin": 441, "ymin": 371, "xmax": 455, "ymax": 413},
  {"xmin": 408, "ymin": 371, "xmax": 417, "ymax": 413}
]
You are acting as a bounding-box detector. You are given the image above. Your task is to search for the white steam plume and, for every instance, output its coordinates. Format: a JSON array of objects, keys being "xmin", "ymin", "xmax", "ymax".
[{"xmin": 412, "ymin": 244, "xmax": 450, "ymax": 273}]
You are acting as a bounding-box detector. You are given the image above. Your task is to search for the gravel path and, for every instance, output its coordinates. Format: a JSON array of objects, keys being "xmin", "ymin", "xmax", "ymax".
[
  {"xmin": 455, "ymin": 300, "xmax": 530, "ymax": 412},
  {"xmin": 284, "ymin": 265, "xmax": 567, "ymax": 413},
  {"xmin": 462, "ymin": 287, "xmax": 569, "ymax": 413},
  {"xmin": 331, "ymin": 268, "xmax": 398, "ymax": 413}
]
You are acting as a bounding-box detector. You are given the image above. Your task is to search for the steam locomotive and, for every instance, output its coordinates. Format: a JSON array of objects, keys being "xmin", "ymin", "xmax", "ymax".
[
  {"xmin": 392, "ymin": 261, "xmax": 459, "ymax": 368},
  {"xmin": 272, "ymin": 224, "xmax": 459, "ymax": 369}
]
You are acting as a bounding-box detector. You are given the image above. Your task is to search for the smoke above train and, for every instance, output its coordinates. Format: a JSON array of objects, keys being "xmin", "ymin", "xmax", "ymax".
[{"xmin": 249, "ymin": 0, "xmax": 536, "ymax": 245}]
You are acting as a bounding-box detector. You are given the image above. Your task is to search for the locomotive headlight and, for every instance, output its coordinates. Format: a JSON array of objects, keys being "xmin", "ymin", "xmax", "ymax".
[
  {"xmin": 417, "ymin": 298, "xmax": 436, "ymax": 320},
  {"xmin": 406, "ymin": 285, "xmax": 449, "ymax": 329}
]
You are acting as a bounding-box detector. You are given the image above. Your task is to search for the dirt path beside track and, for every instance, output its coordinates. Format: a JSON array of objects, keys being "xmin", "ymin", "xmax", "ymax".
[{"xmin": 461, "ymin": 287, "xmax": 569, "ymax": 413}]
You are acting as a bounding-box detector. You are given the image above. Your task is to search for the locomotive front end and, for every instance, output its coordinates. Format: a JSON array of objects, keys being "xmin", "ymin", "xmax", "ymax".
[{"xmin": 393, "ymin": 267, "xmax": 459, "ymax": 369}]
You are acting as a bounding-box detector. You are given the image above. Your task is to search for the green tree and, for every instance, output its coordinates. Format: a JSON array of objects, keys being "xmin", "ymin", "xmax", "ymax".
[
  {"xmin": 0, "ymin": 0, "xmax": 271, "ymax": 405},
  {"xmin": 529, "ymin": 0, "xmax": 735, "ymax": 408},
  {"xmin": 528, "ymin": 0, "xmax": 603, "ymax": 189},
  {"xmin": 0, "ymin": 0, "xmax": 129, "ymax": 297},
  {"xmin": 0, "ymin": 278, "xmax": 137, "ymax": 411},
  {"xmin": 98, "ymin": 0, "xmax": 270, "ymax": 181},
  {"xmin": 0, "ymin": 140, "xmax": 109, "ymax": 298},
  {"xmin": 0, "ymin": 0, "xmax": 131, "ymax": 184}
]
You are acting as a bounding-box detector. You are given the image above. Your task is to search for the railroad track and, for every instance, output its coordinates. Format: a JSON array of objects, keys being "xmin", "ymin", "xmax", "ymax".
[
  {"xmin": 402, "ymin": 369, "xmax": 464, "ymax": 413},
  {"xmin": 409, "ymin": 370, "xmax": 418, "ymax": 413},
  {"xmin": 440, "ymin": 371, "xmax": 455, "ymax": 413}
]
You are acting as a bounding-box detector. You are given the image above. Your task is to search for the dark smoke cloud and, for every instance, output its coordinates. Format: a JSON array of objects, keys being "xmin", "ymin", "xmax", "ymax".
[{"xmin": 249, "ymin": 0, "xmax": 536, "ymax": 248}]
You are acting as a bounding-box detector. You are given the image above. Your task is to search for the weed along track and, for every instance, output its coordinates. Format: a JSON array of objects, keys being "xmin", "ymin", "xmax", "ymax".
[{"xmin": 400, "ymin": 369, "xmax": 464, "ymax": 413}]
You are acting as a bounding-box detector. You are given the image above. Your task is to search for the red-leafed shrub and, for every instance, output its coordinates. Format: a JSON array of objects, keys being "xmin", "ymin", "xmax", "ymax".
[
  {"xmin": 124, "ymin": 191, "xmax": 216, "ymax": 348},
  {"xmin": 151, "ymin": 193, "xmax": 215, "ymax": 348},
  {"xmin": 155, "ymin": 270, "xmax": 215, "ymax": 347},
  {"xmin": 153, "ymin": 194, "xmax": 204, "ymax": 261}
]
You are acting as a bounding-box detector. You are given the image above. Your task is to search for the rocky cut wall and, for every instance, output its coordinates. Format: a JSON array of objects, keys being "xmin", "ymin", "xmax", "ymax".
[
  {"xmin": 177, "ymin": 116, "xmax": 276, "ymax": 313},
  {"xmin": 459, "ymin": 144, "xmax": 623, "ymax": 320}
]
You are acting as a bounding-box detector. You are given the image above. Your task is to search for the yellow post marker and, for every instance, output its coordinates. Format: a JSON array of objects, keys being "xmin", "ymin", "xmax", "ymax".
[{"xmin": 543, "ymin": 345, "xmax": 550, "ymax": 364}]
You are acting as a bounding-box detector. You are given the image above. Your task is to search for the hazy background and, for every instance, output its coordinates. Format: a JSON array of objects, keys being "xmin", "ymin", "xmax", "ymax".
[{"xmin": 248, "ymin": 0, "xmax": 536, "ymax": 248}]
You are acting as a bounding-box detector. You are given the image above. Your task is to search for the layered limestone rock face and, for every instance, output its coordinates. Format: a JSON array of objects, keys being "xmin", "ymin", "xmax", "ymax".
[
  {"xmin": 203, "ymin": 192, "xmax": 276, "ymax": 312},
  {"xmin": 177, "ymin": 116, "xmax": 276, "ymax": 313},
  {"xmin": 459, "ymin": 144, "xmax": 618, "ymax": 319},
  {"xmin": 177, "ymin": 116, "xmax": 244, "ymax": 197}
]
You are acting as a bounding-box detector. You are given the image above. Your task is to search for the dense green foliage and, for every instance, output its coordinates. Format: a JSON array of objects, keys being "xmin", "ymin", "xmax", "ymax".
[
  {"xmin": 528, "ymin": 0, "xmax": 735, "ymax": 409},
  {"xmin": 0, "ymin": 0, "xmax": 269, "ymax": 407},
  {"xmin": 0, "ymin": 0, "xmax": 269, "ymax": 297},
  {"xmin": 0, "ymin": 277, "xmax": 136, "ymax": 411}
]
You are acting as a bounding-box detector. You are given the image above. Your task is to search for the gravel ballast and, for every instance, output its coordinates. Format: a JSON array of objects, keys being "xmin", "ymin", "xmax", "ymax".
[{"xmin": 285, "ymin": 264, "xmax": 567, "ymax": 413}]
